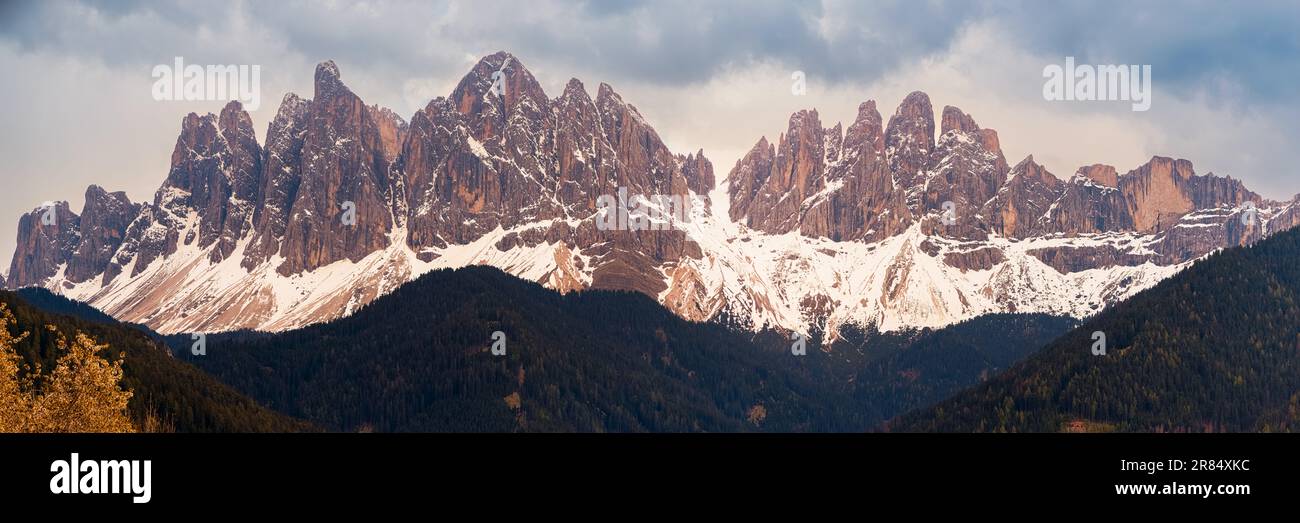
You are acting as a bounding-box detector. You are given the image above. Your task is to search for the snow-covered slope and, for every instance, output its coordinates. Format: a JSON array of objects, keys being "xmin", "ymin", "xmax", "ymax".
[{"xmin": 31, "ymin": 181, "xmax": 1181, "ymax": 338}]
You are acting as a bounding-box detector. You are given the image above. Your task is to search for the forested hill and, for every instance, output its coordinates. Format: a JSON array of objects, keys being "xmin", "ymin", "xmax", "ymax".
[
  {"xmin": 890, "ymin": 224, "xmax": 1300, "ymax": 432},
  {"xmin": 174, "ymin": 265, "xmax": 1072, "ymax": 432},
  {"xmin": 0, "ymin": 289, "xmax": 312, "ymax": 432},
  {"xmin": 182, "ymin": 266, "xmax": 857, "ymax": 432}
]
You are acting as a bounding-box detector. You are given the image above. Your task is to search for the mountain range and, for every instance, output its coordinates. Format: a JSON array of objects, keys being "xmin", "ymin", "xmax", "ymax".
[{"xmin": 6, "ymin": 51, "xmax": 1299, "ymax": 339}]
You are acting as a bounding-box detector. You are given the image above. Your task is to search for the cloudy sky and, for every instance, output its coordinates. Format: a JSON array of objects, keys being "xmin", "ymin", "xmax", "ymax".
[{"xmin": 1, "ymin": 0, "xmax": 1298, "ymax": 267}]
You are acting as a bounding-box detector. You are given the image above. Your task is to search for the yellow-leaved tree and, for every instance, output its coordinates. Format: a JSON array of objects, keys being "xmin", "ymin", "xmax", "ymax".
[
  {"xmin": 0, "ymin": 304, "xmax": 136, "ymax": 433},
  {"xmin": 0, "ymin": 305, "xmax": 31, "ymax": 431}
]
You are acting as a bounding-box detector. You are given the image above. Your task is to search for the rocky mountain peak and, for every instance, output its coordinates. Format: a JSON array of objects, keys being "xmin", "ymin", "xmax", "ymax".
[
  {"xmin": 937, "ymin": 106, "xmax": 1005, "ymax": 168},
  {"xmin": 273, "ymin": 93, "xmax": 309, "ymax": 125},
  {"xmin": 85, "ymin": 184, "xmax": 108, "ymax": 200},
  {"xmin": 1011, "ymin": 155, "xmax": 1052, "ymax": 181},
  {"xmin": 1131, "ymin": 156, "xmax": 1195, "ymax": 180},
  {"xmin": 885, "ymin": 91, "xmax": 935, "ymax": 184},
  {"xmin": 725, "ymin": 109, "xmax": 831, "ymax": 234},
  {"xmin": 368, "ymin": 103, "xmax": 408, "ymax": 162},
  {"xmin": 170, "ymin": 112, "xmax": 217, "ymax": 169},
  {"xmin": 82, "ymin": 185, "xmax": 136, "ymax": 214},
  {"xmin": 783, "ymin": 110, "xmax": 825, "ymax": 163},
  {"xmin": 856, "ymin": 99, "xmax": 879, "ymax": 119},
  {"xmin": 823, "ymin": 122, "xmax": 844, "ymax": 165},
  {"xmin": 66, "ymin": 186, "xmax": 137, "ymax": 283},
  {"xmin": 1120, "ymin": 156, "xmax": 1196, "ymax": 232},
  {"xmin": 842, "ymin": 100, "xmax": 885, "ymax": 160},
  {"xmin": 594, "ymin": 82, "xmax": 628, "ymax": 116},
  {"xmin": 978, "ymin": 129, "xmax": 1003, "ymax": 159},
  {"xmin": 7, "ymin": 201, "xmax": 80, "ymax": 288},
  {"xmin": 560, "ymin": 78, "xmax": 590, "ymax": 103},
  {"xmin": 155, "ymin": 100, "xmax": 266, "ymax": 265},
  {"xmin": 275, "ymin": 57, "xmax": 398, "ymax": 275},
  {"xmin": 451, "ymin": 51, "xmax": 547, "ymax": 128},
  {"xmin": 313, "ymin": 60, "xmax": 347, "ymax": 100},
  {"xmin": 218, "ymin": 100, "xmax": 254, "ymax": 138},
  {"xmin": 679, "ymin": 149, "xmax": 716, "ymax": 196},
  {"xmin": 980, "ymin": 156, "xmax": 1062, "ymax": 239},
  {"xmin": 242, "ymin": 91, "xmax": 311, "ymax": 270},
  {"xmin": 779, "ymin": 110, "xmax": 825, "ymax": 172},
  {"xmin": 728, "ymin": 136, "xmax": 777, "ymax": 222},
  {"xmin": 894, "ymin": 91, "xmax": 934, "ymax": 118},
  {"xmin": 1076, "ymin": 164, "xmax": 1118, "ymax": 186},
  {"xmin": 940, "ymin": 105, "xmax": 979, "ymax": 135}
]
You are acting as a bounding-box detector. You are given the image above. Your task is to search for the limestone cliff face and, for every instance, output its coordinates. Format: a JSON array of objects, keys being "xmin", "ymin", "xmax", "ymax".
[
  {"xmin": 982, "ymin": 156, "xmax": 1062, "ymax": 239},
  {"xmin": 67, "ymin": 186, "xmax": 138, "ymax": 283},
  {"xmin": 727, "ymin": 137, "xmax": 775, "ymax": 225},
  {"xmin": 678, "ymin": 150, "xmax": 715, "ymax": 202},
  {"xmin": 1121, "ymin": 156, "xmax": 1196, "ymax": 233},
  {"xmin": 728, "ymin": 100, "xmax": 909, "ymax": 243},
  {"xmin": 731, "ymin": 109, "xmax": 826, "ymax": 233},
  {"xmin": 7, "ymin": 202, "xmax": 80, "ymax": 288},
  {"xmin": 161, "ymin": 102, "xmax": 264, "ymax": 264},
  {"xmin": 917, "ymin": 106, "xmax": 1008, "ymax": 239},
  {"xmin": 885, "ymin": 91, "xmax": 936, "ymax": 201},
  {"xmin": 275, "ymin": 61, "xmax": 398, "ymax": 275}
]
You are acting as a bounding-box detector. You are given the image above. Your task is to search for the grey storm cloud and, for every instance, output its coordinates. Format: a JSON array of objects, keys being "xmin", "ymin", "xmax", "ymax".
[
  {"xmin": 987, "ymin": 0, "xmax": 1300, "ymax": 105},
  {"xmin": 0, "ymin": 0, "xmax": 979, "ymax": 85},
  {"xmin": 3, "ymin": 0, "xmax": 1296, "ymax": 104}
]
